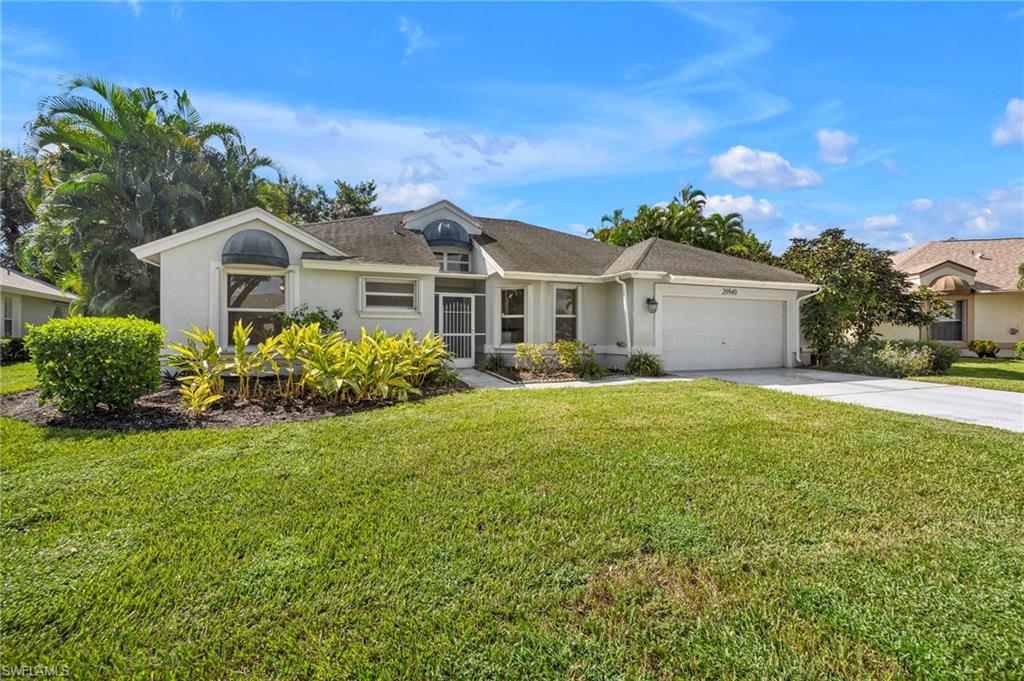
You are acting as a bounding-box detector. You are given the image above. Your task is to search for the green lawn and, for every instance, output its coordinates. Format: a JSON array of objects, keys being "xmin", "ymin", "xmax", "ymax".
[
  {"xmin": 2, "ymin": 381, "xmax": 1022, "ymax": 678},
  {"xmin": 0, "ymin": 361, "xmax": 36, "ymax": 394},
  {"xmin": 911, "ymin": 357, "xmax": 1024, "ymax": 393}
]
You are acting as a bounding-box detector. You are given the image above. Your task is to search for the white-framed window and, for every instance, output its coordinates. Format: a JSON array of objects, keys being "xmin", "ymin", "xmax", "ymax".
[
  {"xmin": 555, "ymin": 287, "xmax": 578, "ymax": 341},
  {"xmin": 433, "ymin": 250, "xmax": 470, "ymax": 273},
  {"xmin": 500, "ymin": 287, "xmax": 525, "ymax": 345},
  {"xmin": 2, "ymin": 296, "xmax": 13, "ymax": 337},
  {"xmin": 362, "ymin": 278, "xmax": 418, "ymax": 311},
  {"xmin": 225, "ymin": 272, "xmax": 286, "ymax": 345}
]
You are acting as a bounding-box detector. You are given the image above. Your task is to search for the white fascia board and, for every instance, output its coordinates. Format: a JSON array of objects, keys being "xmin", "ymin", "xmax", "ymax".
[
  {"xmin": 301, "ymin": 259, "xmax": 439, "ymax": 276},
  {"xmin": 1, "ymin": 285, "xmax": 75, "ymax": 302},
  {"xmin": 499, "ymin": 271, "xmax": 607, "ymax": 283},
  {"xmin": 130, "ymin": 207, "xmax": 345, "ymax": 263},
  {"xmin": 402, "ymin": 200, "xmax": 483, "ymax": 233},
  {"xmin": 666, "ymin": 274, "xmax": 820, "ymax": 291}
]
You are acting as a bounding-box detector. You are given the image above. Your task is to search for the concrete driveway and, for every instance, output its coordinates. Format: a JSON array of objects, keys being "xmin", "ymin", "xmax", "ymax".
[{"xmin": 675, "ymin": 368, "xmax": 1024, "ymax": 432}]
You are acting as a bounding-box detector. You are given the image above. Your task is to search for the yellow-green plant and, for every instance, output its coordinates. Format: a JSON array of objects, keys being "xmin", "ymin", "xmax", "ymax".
[
  {"xmin": 230, "ymin": 320, "xmax": 264, "ymax": 399},
  {"xmin": 179, "ymin": 379, "xmax": 222, "ymax": 416},
  {"xmin": 274, "ymin": 323, "xmax": 310, "ymax": 398},
  {"xmin": 167, "ymin": 326, "xmax": 227, "ymax": 395},
  {"xmin": 256, "ymin": 334, "xmax": 281, "ymax": 395}
]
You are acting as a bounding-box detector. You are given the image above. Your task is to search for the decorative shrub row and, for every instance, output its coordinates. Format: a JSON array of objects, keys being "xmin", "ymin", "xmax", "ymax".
[
  {"xmin": 0, "ymin": 337, "xmax": 29, "ymax": 364},
  {"xmin": 824, "ymin": 339, "xmax": 960, "ymax": 378},
  {"xmin": 25, "ymin": 316, "xmax": 164, "ymax": 414},
  {"xmin": 967, "ymin": 339, "xmax": 999, "ymax": 358},
  {"xmin": 512, "ymin": 341, "xmax": 605, "ymax": 379},
  {"xmin": 1016, "ymin": 340, "xmax": 1024, "ymax": 360},
  {"xmin": 168, "ymin": 322, "xmax": 451, "ymax": 415}
]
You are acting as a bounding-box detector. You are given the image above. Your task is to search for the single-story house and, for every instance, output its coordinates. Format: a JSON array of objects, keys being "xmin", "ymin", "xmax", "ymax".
[
  {"xmin": 131, "ymin": 201, "xmax": 819, "ymax": 370},
  {"xmin": 0, "ymin": 268, "xmax": 74, "ymax": 338},
  {"xmin": 877, "ymin": 237, "xmax": 1024, "ymax": 354}
]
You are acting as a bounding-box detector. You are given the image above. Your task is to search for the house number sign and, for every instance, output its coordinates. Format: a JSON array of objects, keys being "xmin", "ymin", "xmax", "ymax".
[{"xmin": 721, "ymin": 287, "xmax": 738, "ymax": 296}]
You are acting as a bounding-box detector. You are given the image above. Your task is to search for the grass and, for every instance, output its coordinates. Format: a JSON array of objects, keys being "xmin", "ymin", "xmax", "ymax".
[
  {"xmin": 910, "ymin": 357, "xmax": 1024, "ymax": 393},
  {"xmin": 0, "ymin": 361, "xmax": 36, "ymax": 394},
  {"xmin": 2, "ymin": 381, "xmax": 1022, "ymax": 678}
]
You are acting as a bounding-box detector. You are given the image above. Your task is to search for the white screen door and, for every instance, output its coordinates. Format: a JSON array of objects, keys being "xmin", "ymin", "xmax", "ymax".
[{"xmin": 439, "ymin": 295, "xmax": 474, "ymax": 368}]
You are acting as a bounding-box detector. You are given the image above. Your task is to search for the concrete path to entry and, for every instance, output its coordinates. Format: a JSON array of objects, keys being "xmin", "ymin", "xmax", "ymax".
[{"xmin": 674, "ymin": 367, "xmax": 1024, "ymax": 432}]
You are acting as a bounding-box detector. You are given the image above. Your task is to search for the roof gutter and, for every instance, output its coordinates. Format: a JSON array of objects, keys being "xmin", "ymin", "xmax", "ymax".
[
  {"xmin": 615, "ymin": 276, "xmax": 632, "ymax": 355},
  {"xmin": 667, "ymin": 275, "xmax": 820, "ymax": 291}
]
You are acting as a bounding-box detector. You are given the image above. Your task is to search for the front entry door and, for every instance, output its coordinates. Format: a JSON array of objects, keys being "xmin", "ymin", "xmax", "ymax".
[{"xmin": 439, "ymin": 295, "xmax": 474, "ymax": 368}]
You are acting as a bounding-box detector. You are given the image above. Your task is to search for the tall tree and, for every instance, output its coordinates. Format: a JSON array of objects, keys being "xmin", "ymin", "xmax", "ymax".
[
  {"xmin": 780, "ymin": 229, "xmax": 950, "ymax": 357},
  {"xmin": 19, "ymin": 77, "xmax": 282, "ymax": 317},
  {"xmin": 0, "ymin": 149, "xmax": 39, "ymax": 269},
  {"xmin": 331, "ymin": 180, "xmax": 379, "ymax": 218},
  {"xmin": 589, "ymin": 184, "xmax": 773, "ymax": 257}
]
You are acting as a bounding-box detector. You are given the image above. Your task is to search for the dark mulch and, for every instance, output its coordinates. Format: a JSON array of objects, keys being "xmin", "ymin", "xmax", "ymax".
[{"xmin": 0, "ymin": 382, "xmax": 470, "ymax": 432}]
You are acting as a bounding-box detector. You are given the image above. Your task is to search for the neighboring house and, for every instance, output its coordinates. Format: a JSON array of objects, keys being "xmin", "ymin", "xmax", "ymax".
[
  {"xmin": 131, "ymin": 201, "xmax": 818, "ymax": 371},
  {"xmin": 0, "ymin": 268, "xmax": 74, "ymax": 338},
  {"xmin": 877, "ymin": 237, "xmax": 1024, "ymax": 353}
]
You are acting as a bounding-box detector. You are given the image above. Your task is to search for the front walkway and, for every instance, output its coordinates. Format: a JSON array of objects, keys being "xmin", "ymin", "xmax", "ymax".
[
  {"xmin": 456, "ymin": 369, "xmax": 690, "ymax": 391},
  {"xmin": 674, "ymin": 368, "xmax": 1024, "ymax": 432}
]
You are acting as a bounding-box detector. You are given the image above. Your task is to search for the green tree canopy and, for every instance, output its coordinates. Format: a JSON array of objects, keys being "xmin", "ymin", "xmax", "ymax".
[
  {"xmin": 0, "ymin": 149, "xmax": 40, "ymax": 269},
  {"xmin": 780, "ymin": 229, "xmax": 950, "ymax": 356},
  {"xmin": 589, "ymin": 184, "xmax": 773, "ymax": 259},
  {"xmin": 281, "ymin": 177, "xmax": 380, "ymax": 224}
]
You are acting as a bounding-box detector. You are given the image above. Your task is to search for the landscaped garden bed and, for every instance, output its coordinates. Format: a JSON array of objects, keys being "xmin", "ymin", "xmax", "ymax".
[
  {"xmin": 7, "ymin": 317, "xmax": 466, "ymax": 431},
  {"xmin": 0, "ymin": 378, "xmax": 466, "ymax": 431}
]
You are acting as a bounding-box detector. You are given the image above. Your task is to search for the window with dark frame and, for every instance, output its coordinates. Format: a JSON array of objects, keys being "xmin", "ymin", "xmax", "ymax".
[
  {"xmin": 555, "ymin": 288, "xmax": 577, "ymax": 341},
  {"xmin": 226, "ymin": 274, "xmax": 285, "ymax": 345},
  {"xmin": 931, "ymin": 299, "xmax": 964, "ymax": 341},
  {"xmin": 2, "ymin": 296, "xmax": 12, "ymax": 337},
  {"xmin": 432, "ymin": 251, "xmax": 470, "ymax": 273},
  {"xmin": 500, "ymin": 288, "xmax": 525, "ymax": 344}
]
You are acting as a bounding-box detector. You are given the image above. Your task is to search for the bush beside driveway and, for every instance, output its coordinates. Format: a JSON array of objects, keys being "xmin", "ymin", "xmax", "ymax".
[{"xmin": 909, "ymin": 357, "xmax": 1024, "ymax": 393}]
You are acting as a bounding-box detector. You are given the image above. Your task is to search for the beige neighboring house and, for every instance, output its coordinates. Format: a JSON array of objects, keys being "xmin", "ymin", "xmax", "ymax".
[
  {"xmin": 877, "ymin": 237, "xmax": 1024, "ymax": 354},
  {"xmin": 0, "ymin": 268, "xmax": 74, "ymax": 338}
]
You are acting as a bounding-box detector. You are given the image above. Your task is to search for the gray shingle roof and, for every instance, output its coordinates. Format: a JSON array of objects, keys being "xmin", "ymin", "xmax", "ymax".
[
  {"xmin": 295, "ymin": 212, "xmax": 807, "ymax": 283},
  {"xmin": 0, "ymin": 268, "xmax": 75, "ymax": 300},
  {"xmin": 603, "ymin": 238, "xmax": 809, "ymax": 283}
]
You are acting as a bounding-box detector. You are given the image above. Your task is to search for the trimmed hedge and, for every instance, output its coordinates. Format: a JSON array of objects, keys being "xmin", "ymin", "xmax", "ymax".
[
  {"xmin": 25, "ymin": 316, "xmax": 164, "ymax": 414},
  {"xmin": 1016, "ymin": 340, "xmax": 1024, "ymax": 360},
  {"xmin": 825, "ymin": 339, "xmax": 960, "ymax": 378},
  {"xmin": 0, "ymin": 337, "xmax": 29, "ymax": 364}
]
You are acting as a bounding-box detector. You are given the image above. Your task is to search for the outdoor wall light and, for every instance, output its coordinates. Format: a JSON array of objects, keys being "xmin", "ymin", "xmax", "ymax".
[{"xmin": 646, "ymin": 297, "xmax": 659, "ymax": 314}]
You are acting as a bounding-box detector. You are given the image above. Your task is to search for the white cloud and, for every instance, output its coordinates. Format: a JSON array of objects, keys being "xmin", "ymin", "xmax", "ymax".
[
  {"xmin": 704, "ymin": 194, "xmax": 781, "ymax": 225},
  {"xmin": 377, "ymin": 182, "xmax": 444, "ymax": 211},
  {"xmin": 567, "ymin": 223, "xmax": 591, "ymax": 236},
  {"xmin": 398, "ymin": 17, "xmax": 436, "ymax": 57},
  {"xmin": 815, "ymin": 128, "xmax": 858, "ymax": 164},
  {"xmin": 881, "ymin": 158, "xmax": 908, "ymax": 176},
  {"xmin": 785, "ymin": 223, "xmax": 819, "ymax": 239},
  {"xmin": 900, "ymin": 184, "xmax": 1023, "ymax": 238},
  {"xmin": 127, "ymin": 0, "xmax": 141, "ymax": 18},
  {"xmin": 992, "ymin": 98, "xmax": 1024, "ymax": 146},
  {"xmin": 859, "ymin": 214, "xmax": 902, "ymax": 230},
  {"xmin": 874, "ymin": 233, "xmax": 917, "ymax": 251},
  {"xmin": 709, "ymin": 145, "xmax": 822, "ymax": 190},
  {"xmin": 910, "ymin": 198, "xmax": 933, "ymax": 211}
]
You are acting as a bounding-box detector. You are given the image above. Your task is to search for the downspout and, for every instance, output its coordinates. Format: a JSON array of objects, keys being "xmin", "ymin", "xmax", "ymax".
[
  {"xmin": 796, "ymin": 285, "xmax": 823, "ymax": 365},
  {"xmin": 615, "ymin": 276, "xmax": 632, "ymax": 355}
]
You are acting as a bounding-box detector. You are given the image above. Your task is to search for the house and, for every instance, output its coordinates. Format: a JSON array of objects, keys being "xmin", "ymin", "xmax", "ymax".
[
  {"xmin": 0, "ymin": 268, "xmax": 74, "ymax": 338},
  {"xmin": 877, "ymin": 237, "xmax": 1024, "ymax": 353},
  {"xmin": 131, "ymin": 201, "xmax": 819, "ymax": 371}
]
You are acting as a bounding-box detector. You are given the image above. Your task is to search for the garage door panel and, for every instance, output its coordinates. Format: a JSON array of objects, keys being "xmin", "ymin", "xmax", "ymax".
[{"xmin": 660, "ymin": 296, "xmax": 784, "ymax": 371}]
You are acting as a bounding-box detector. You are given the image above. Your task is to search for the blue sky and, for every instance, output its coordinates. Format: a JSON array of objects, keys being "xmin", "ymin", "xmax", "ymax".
[{"xmin": 2, "ymin": 1, "xmax": 1022, "ymax": 252}]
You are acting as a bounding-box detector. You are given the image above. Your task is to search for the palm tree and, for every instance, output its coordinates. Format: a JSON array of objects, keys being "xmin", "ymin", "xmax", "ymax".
[
  {"xmin": 1018, "ymin": 262, "xmax": 1024, "ymax": 290},
  {"xmin": 23, "ymin": 76, "xmax": 278, "ymax": 317}
]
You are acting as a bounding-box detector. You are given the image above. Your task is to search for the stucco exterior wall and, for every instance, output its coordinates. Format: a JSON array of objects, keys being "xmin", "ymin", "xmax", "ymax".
[
  {"xmin": 156, "ymin": 217, "xmax": 435, "ymax": 345},
  {"xmin": 875, "ymin": 323, "xmax": 922, "ymax": 341},
  {"xmin": 973, "ymin": 292, "xmax": 1023, "ymax": 344},
  {"xmin": 1, "ymin": 292, "xmax": 69, "ymax": 337}
]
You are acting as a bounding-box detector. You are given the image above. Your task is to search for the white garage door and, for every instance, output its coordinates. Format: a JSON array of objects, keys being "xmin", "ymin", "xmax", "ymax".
[{"xmin": 661, "ymin": 296, "xmax": 784, "ymax": 371}]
